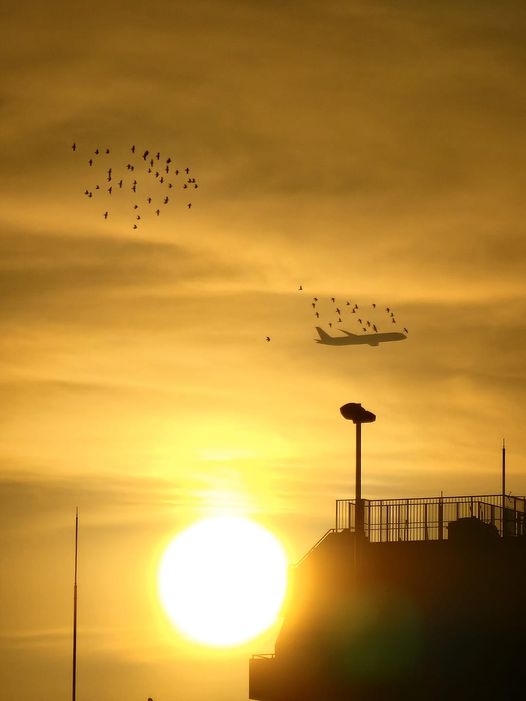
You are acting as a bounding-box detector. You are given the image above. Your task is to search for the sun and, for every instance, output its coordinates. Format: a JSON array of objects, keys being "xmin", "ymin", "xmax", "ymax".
[{"xmin": 158, "ymin": 516, "xmax": 288, "ymax": 647}]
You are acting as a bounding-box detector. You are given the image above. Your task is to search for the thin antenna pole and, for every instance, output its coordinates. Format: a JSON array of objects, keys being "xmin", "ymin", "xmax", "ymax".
[
  {"xmin": 72, "ymin": 507, "xmax": 78, "ymax": 701},
  {"xmin": 502, "ymin": 438, "xmax": 506, "ymax": 499}
]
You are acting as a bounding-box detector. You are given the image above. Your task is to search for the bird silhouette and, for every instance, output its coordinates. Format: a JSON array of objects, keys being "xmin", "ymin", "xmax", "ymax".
[
  {"xmin": 88, "ymin": 159, "xmax": 93, "ymax": 166},
  {"xmin": 194, "ymin": 184, "xmax": 198, "ymax": 188},
  {"xmin": 103, "ymin": 211, "xmax": 108, "ymax": 219},
  {"xmin": 338, "ymin": 317, "xmax": 342, "ymax": 322},
  {"xmin": 185, "ymin": 167, "xmax": 190, "ymax": 174},
  {"xmin": 84, "ymin": 189, "xmax": 89, "ymax": 195},
  {"xmin": 150, "ymin": 158, "xmax": 154, "ymax": 166},
  {"xmin": 118, "ymin": 180, "xmax": 123, "ymax": 188},
  {"xmin": 95, "ymin": 185, "xmax": 100, "ymax": 189},
  {"xmin": 392, "ymin": 318, "xmax": 396, "ymax": 324},
  {"xmin": 336, "ymin": 307, "xmax": 341, "ymax": 314},
  {"xmin": 164, "ymin": 196, "xmax": 169, "ymax": 204},
  {"xmin": 165, "ymin": 166, "xmax": 169, "ymax": 173},
  {"xmin": 105, "ymin": 148, "xmax": 110, "ymax": 154},
  {"xmin": 156, "ymin": 152, "xmax": 160, "ymax": 160},
  {"xmin": 136, "ymin": 215, "xmax": 141, "ymax": 220},
  {"xmin": 187, "ymin": 203, "xmax": 192, "ymax": 208},
  {"xmin": 386, "ymin": 307, "xmax": 390, "ymax": 313},
  {"xmin": 328, "ymin": 322, "xmax": 332, "ymax": 328},
  {"xmin": 403, "ymin": 327, "xmax": 408, "ymax": 334},
  {"xmin": 366, "ymin": 321, "xmax": 371, "ymax": 327},
  {"xmin": 354, "ymin": 304, "xmax": 359, "ymax": 310},
  {"xmin": 132, "ymin": 185, "xmax": 136, "ymax": 192},
  {"xmin": 331, "ymin": 297, "xmax": 335, "ymax": 303},
  {"xmin": 373, "ymin": 324, "xmax": 378, "ymax": 332},
  {"xmin": 183, "ymin": 183, "xmax": 188, "ymax": 189},
  {"xmin": 143, "ymin": 150, "xmax": 149, "ymax": 160},
  {"xmin": 311, "ymin": 302, "xmax": 316, "ymax": 308},
  {"xmin": 358, "ymin": 319, "xmax": 362, "ymax": 324},
  {"xmin": 133, "ymin": 204, "xmax": 138, "ymax": 209},
  {"xmin": 315, "ymin": 311, "xmax": 320, "ymax": 318},
  {"xmin": 175, "ymin": 169, "xmax": 179, "ymax": 175},
  {"xmin": 372, "ymin": 303, "xmax": 376, "ymax": 308},
  {"xmin": 95, "ymin": 149, "xmax": 99, "ymax": 155},
  {"xmin": 72, "ymin": 143, "xmax": 76, "ymax": 151},
  {"xmin": 362, "ymin": 327, "xmax": 367, "ymax": 332},
  {"xmin": 155, "ymin": 172, "xmax": 159, "ymax": 178},
  {"xmin": 168, "ymin": 183, "xmax": 173, "ymax": 188},
  {"xmin": 147, "ymin": 197, "xmax": 152, "ymax": 204},
  {"xmin": 313, "ymin": 297, "xmax": 318, "ymax": 302},
  {"xmin": 266, "ymin": 336, "xmax": 271, "ymax": 342},
  {"xmin": 156, "ymin": 209, "xmax": 160, "ymax": 216},
  {"xmin": 133, "ymin": 224, "xmax": 138, "ymax": 229},
  {"xmin": 390, "ymin": 312, "xmax": 394, "ymax": 317},
  {"xmin": 352, "ymin": 309, "xmax": 356, "ymax": 314},
  {"xmin": 346, "ymin": 301, "xmax": 350, "ymax": 305},
  {"xmin": 166, "ymin": 158, "xmax": 171, "ymax": 164},
  {"xmin": 88, "ymin": 192, "xmax": 92, "ymax": 197},
  {"xmin": 160, "ymin": 176, "xmax": 164, "ymax": 184},
  {"xmin": 108, "ymin": 186, "xmax": 112, "ymax": 195}
]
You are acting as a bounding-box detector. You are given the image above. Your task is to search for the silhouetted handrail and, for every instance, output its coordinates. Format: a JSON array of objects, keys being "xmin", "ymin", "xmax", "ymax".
[
  {"xmin": 336, "ymin": 494, "xmax": 526, "ymax": 541},
  {"xmin": 295, "ymin": 529, "xmax": 336, "ymax": 566}
]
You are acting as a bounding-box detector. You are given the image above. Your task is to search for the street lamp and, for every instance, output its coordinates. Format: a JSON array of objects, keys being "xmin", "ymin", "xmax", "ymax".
[{"xmin": 340, "ymin": 403, "xmax": 376, "ymax": 537}]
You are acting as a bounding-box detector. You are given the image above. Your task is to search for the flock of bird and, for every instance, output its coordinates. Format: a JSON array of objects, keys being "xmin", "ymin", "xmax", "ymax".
[
  {"xmin": 71, "ymin": 142, "xmax": 198, "ymax": 230},
  {"xmin": 301, "ymin": 287, "xmax": 409, "ymax": 335},
  {"xmin": 265, "ymin": 287, "xmax": 409, "ymax": 343}
]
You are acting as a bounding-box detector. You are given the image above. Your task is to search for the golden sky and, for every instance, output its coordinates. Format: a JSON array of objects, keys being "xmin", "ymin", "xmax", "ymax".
[{"xmin": 1, "ymin": 1, "xmax": 525, "ymax": 699}]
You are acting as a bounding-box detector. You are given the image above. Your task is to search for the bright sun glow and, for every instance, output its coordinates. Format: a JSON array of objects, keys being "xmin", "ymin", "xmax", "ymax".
[{"xmin": 158, "ymin": 516, "xmax": 288, "ymax": 647}]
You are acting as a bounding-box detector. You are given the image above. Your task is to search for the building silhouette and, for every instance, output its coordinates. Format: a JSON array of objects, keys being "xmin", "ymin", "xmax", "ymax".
[{"xmin": 249, "ymin": 407, "xmax": 526, "ymax": 700}]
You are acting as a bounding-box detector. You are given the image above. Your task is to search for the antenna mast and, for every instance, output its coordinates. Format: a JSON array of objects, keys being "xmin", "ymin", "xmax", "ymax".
[{"xmin": 72, "ymin": 507, "xmax": 79, "ymax": 701}]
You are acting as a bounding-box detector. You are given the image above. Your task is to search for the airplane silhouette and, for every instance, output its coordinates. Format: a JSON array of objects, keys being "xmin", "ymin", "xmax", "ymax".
[{"xmin": 314, "ymin": 327, "xmax": 406, "ymax": 347}]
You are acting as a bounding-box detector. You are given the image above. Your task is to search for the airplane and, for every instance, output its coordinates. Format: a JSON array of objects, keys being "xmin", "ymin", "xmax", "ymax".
[{"xmin": 314, "ymin": 326, "xmax": 406, "ymax": 347}]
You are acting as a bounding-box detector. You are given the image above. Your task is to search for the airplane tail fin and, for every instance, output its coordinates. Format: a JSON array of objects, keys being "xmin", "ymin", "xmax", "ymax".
[{"xmin": 315, "ymin": 326, "xmax": 331, "ymax": 343}]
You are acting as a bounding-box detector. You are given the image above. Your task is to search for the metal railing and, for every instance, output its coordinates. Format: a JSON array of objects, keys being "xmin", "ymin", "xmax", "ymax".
[{"xmin": 336, "ymin": 494, "xmax": 526, "ymax": 542}]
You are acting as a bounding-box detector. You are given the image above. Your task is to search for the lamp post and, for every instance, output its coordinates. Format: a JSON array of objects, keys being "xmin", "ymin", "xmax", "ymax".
[{"xmin": 340, "ymin": 403, "xmax": 376, "ymax": 538}]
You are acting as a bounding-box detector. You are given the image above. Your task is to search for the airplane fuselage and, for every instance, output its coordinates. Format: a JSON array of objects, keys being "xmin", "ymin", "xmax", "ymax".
[{"xmin": 314, "ymin": 327, "xmax": 406, "ymax": 346}]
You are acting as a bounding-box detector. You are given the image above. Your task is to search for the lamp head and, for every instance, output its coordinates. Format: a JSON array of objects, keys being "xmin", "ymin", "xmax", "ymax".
[{"xmin": 340, "ymin": 402, "xmax": 376, "ymax": 424}]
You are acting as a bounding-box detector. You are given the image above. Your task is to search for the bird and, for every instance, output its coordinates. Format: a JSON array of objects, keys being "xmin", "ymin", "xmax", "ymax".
[
  {"xmin": 133, "ymin": 224, "xmax": 138, "ymax": 229},
  {"xmin": 88, "ymin": 192, "xmax": 92, "ymax": 197},
  {"xmin": 358, "ymin": 318, "xmax": 362, "ymax": 324},
  {"xmin": 311, "ymin": 302, "xmax": 316, "ymax": 308},
  {"xmin": 298, "ymin": 285, "xmax": 303, "ymax": 291},
  {"xmin": 336, "ymin": 307, "xmax": 341, "ymax": 314},
  {"xmin": 328, "ymin": 322, "xmax": 332, "ymax": 328},
  {"xmin": 148, "ymin": 168, "xmax": 152, "ymax": 173},
  {"xmin": 187, "ymin": 203, "xmax": 192, "ymax": 208},
  {"xmin": 362, "ymin": 327, "xmax": 367, "ymax": 332},
  {"xmin": 346, "ymin": 301, "xmax": 350, "ymax": 306},
  {"xmin": 366, "ymin": 321, "xmax": 371, "ymax": 327},
  {"xmin": 156, "ymin": 209, "xmax": 160, "ymax": 216},
  {"xmin": 166, "ymin": 157, "xmax": 171, "ymax": 164},
  {"xmin": 95, "ymin": 185, "xmax": 100, "ymax": 190},
  {"xmin": 133, "ymin": 204, "xmax": 138, "ymax": 209},
  {"xmin": 160, "ymin": 176, "xmax": 164, "ymax": 184},
  {"xmin": 168, "ymin": 183, "xmax": 173, "ymax": 188},
  {"xmin": 185, "ymin": 167, "xmax": 190, "ymax": 173},
  {"xmin": 132, "ymin": 184, "xmax": 136, "ymax": 192},
  {"xmin": 136, "ymin": 215, "xmax": 141, "ymax": 220},
  {"xmin": 118, "ymin": 180, "xmax": 123, "ymax": 188},
  {"xmin": 331, "ymin": 297, "xmax": 335, "ymax": 303},
  {"xmin": 72, "ymin": 142, "xmax": 76, "ymax": 151},
  {"xmin": 313, "ymin": 297, "xmax": 318, "ymax": 302},
  {"xmin": 156, "ymin": 152, "xmax": 160, "ymax": 160},
  {"xmin": 164, "ymin": 196, "xmax": 169, "ymax": 204},
  {"xmin": 130, "ymin": 165, "xmax": 135, "ymax": 171},
  {"xmin": 372, "ymin": 303, "xmax": 376, "ymax": 308},
  {"xmin": 88, "ymin": 159, "xmax": 93, "ymax": 166},
  {"xmin": 107, "ymin": 175, "xmax": 112, "ymax": 182},
  {"xmin": 338, "ymin": 317, "xmax": 342, "ymax": 322},
  {"xmin": 147, "ymin": 197, "xmax": 152, "ymax": 204},
  {"xmin": 183, "ymin": 183, "xmax": 188, "ymax": 189},
  {"xmin": 354, "ymin": 304, "xmax": 359, "ymax": 310},
  {"xmin": 386, "ymin": 307, "xmax": 390, "ymax": 313},
  {"xmin": 175, "ymin": 169, "xmax": 179, "ymax": 175},
  {"xmin": 84, "ymin": 189, "xmax": 89, "ymax": 195},
  {"xmin": 403, "ymin": 327, "xmax": 408, "ymax": 334},
  {"xmin": 108, "ymin": 186, "xmax": 112, "ymax": 194},
  {"xmin": 105, "ymin": 148, "xmax": 110, "ymax": 154},
  {"xmin": 155, "ymin": 172, "xmax": 159, "ymax": 178},
  {"xmin": 165, "ymin": 166, "xmax": 169, "ymax": 173},
  {"xmin": 143, "ymin": 150, "xmax": 149, "ymax": 160},
  {"xmin": 352, "ymin": 309, "xmax": 356, "ymax": 314},
  {"xmin": 127, "ymin": 164, "xmax": 132, "ymax": 170},
  {"xmin": 392, "ymin": 318, "xmax": 396, "ymax": 324},
  {"xmin": 194, "ymin": 184, "xmax": 198, "ymax": 189},
  {"xmin": 373, "ymin": 324, "xmax": 378, "ymax": 332},
  {"xmin": 266, "ymin": 336, "xmax": 271, "ymax": 342},
  {"xmin": 107, "ymin": 166, "xmax": 112, "ymax": 174},
  {"xmin": 131, "ymin": 145, "xmax": 135, "ymax": 153},
  {"xmin": 390, "ymin": 312, "xmax": 394, "ymax": 317},
  {"xmin": 103, "ymin": 211, "xmax": 108, "ymax": 219},
  {"xmin": 95, "ymin": 149, "xmax": 99, "ymax": 155},
  {"xmin": 315, "ymin": 311, "xmax": 320, "ymax": 318}
]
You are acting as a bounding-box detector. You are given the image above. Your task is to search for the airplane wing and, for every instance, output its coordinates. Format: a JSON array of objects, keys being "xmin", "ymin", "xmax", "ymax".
[{"xmin": 340, "ymin": 329, "xmax": 357, "ymax": 336}]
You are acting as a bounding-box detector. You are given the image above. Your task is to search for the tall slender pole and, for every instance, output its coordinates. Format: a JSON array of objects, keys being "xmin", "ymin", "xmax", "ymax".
[
  {"xmin": 355, "ymin": 421, "xmax": 363, "ymax": 536},
  {"xmin": 72, "ymin": 507, "xmax": 78, "ymax": 701},
  {"xmin": 502, "ymin": 439, "xmax": 506, "ymax": 537}
]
